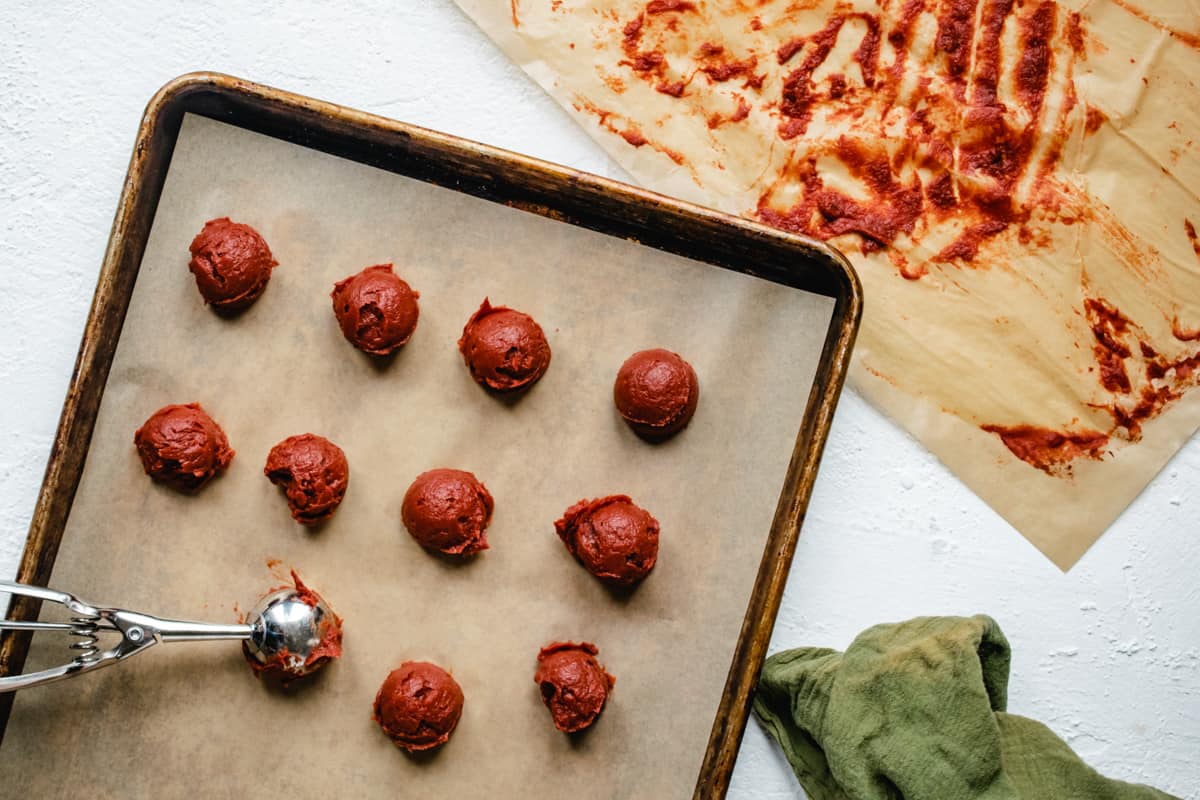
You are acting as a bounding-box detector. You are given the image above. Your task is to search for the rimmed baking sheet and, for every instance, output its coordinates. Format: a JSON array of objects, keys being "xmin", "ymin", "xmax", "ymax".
[{"xmin": 0, "ymin": 76, "xmax": 857, "ymax": 799}]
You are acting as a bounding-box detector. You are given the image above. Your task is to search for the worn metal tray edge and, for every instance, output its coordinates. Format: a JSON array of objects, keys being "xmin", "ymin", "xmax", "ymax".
[{"xmin": 0, "ymin": 72, "xmax": 862, "ymax": 799}]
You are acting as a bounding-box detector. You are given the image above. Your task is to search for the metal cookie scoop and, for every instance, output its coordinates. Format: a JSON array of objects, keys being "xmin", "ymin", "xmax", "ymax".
[{"xmin": 0, "ymin": 579, "xmax": 336, "ymax": 691}]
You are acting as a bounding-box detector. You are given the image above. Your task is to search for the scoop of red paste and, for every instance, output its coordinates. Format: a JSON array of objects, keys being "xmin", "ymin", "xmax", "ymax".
[
  {"xmin": 373, "ymin": 661, "xmax": 464, "ymax": 752},
  {"xmin": 331, "ymin": 264, "xmax": 420, "ymax": 355},
  {"xmin": 242, "ymin": 570, "xmax": 343, "ymax": 684},
  {"xmin": 534, "ymin": 641, "xmax": 615, "ymax": 733},
  {"xmin": 133, "ymin": 403, "xmax": 234, "ymax": 493},
  {"xmin": 457, "ymin": 298, "xmax": 551, "ymax": 391},
  {"xmin": 614, "ymin": 348, "xmax": 700, "ymax": 440},
  {"xmin": 187, "ymin": 217, "xmax": 277, "ymax": 314},
  {"xmin": 264, "ymin": 434, "xmax": 350, "ymax": 525},
  {"xmin": 401, "ymin": 469, "xmax": 493, "ymax": 556},
  {"xmin": 555, "ymin": 496, "xmax": 659, "ymax": 586}
]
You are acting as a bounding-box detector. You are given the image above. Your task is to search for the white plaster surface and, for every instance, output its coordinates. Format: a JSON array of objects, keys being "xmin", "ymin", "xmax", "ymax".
[{"xmin": 0, "ymin": 3, "xmax": 1195, "ymax": 797}]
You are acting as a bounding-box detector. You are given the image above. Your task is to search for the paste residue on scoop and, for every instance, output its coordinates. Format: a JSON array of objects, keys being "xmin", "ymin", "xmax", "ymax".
[
  {"xmin": 613, "ymin": 348, "xmax": 700, "ymax": 439},
  {"xmin": 457, "ymin": 298, "xmax": 551, "ymax": 391},
  {"xmin": 187, "ymin": 217, "xmax": 277, "ymax": 314},
  {"xmin": 242, "ymin": 570, "xmax": 343, "ymax": 684},
  {"xmin": 402, "ymin": 468, "xmax": 494, "ymax": 556},
  {"xmin": 133, "ymin": 403, "xmax": 234, "ymax": 493},
  {"xmin": 534, "ymin": 641, "xmax": 615, "ymax": 733},
  {"xmin": 555, "ymin": 495, "xmax": 660, "ymax": 586},
  {"xmin": 373, "ymin": 661, "xmax": 464, "ymax": 752},
  {"xmin": 264, "ymin": 434, "xmax": 350, "ymax": 525},
  {"xmin": 331, "ymin": 263, "xmax": 420, "ymax": 355}
]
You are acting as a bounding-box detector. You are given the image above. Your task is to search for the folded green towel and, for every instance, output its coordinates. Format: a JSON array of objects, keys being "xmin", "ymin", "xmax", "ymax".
[{"xmin": 752, "ymin": 615, "xmax": 1178, "ymax": 800}]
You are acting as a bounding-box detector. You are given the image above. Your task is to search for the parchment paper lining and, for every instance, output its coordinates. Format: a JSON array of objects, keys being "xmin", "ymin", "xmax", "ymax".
[{"xmin": 0, "ymin": 114, "xmax": 834, "ymax": 799}]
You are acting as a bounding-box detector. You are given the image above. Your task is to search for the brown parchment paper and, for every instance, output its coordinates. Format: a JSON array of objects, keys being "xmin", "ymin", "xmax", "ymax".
[
  {"xmin": 0, "ymin": 114, "xmax": 834, "ymax": 798},
  {"xmin": 452, "ymin": 0, "xmax": 1200, "ymax": 569}
]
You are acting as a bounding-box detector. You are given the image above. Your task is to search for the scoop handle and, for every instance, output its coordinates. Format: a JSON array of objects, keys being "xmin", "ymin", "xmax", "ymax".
[
  {"xmin": 1, "ymin": 580, "xmax": 77, "ymax": 608},
  {"xmin": 118, "ymin": 611, "xmax": 253, "ymax": 643}
]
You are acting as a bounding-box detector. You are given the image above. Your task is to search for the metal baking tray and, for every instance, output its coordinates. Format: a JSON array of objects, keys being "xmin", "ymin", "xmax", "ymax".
[{"xmin": 0, "ymin": 72, "xmax": 859, "ymax": 798}]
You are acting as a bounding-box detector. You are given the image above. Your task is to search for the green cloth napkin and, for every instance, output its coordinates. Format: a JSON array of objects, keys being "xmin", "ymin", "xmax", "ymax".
[{"xmin": 752, "ymin": 615, "xmax": 1178, "ymax": 800}]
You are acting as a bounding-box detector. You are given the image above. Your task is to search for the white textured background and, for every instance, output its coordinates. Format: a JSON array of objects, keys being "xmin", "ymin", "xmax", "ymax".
[{"xmin": 0, "ymin": 3, "xmax": 1195, "ymax": 798}]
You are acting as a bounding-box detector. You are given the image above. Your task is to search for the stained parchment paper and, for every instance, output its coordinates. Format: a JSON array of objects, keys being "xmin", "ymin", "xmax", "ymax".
[
  {"xmin": 452, "ymin": 0, "xmax": 1200, "ymax": 569},
  {"xmin": 0, "ymin": 114, "xmax": 834, "ymax": 798}
]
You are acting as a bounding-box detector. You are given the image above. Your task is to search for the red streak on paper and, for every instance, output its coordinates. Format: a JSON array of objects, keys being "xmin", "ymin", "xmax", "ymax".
[
  {"xmin": 819, "ymin": 138, "xmax": 923, "ymax": 249},
  {"xmin": 708, "ymin": 96, "xmax": 753, "ymax": 129},
  {"xmin": 777, "ymin": 37, "xmax": 806, "ymax": 65},
  {"xmin": 696, "ymin": 38, "xmax": 761, "ymax": 86},
  {"xmin": 981, "ymin": 424, "xmax": 1109, "ymax": 474},
  {"xmin": 731, "ymin": 96, "xmax": 751, "ymax": 121},
  {"xmin": 1065, "ymin": 10, "xmax": 1085, "ymax": 54},
  {"xmin": 935, "ymin": 220, "xmax": 1011, "ymax": 262},
  {"xmin": 646, "ymin": 0, "xmax": 695, "ymax": 13},
  {"xmin": 758, "ymin": 137, "xmax": 923, "ymax": 253},
  {"xmin": 510, "ymin": 0, "xmax": 519, "ymax": 28},
  {"xmin": 936, "ymin": 0, "xmax": 979, "ymax": 96},
  {"xmin": 925, "ymin": 172, "xmax": 955, "ymax": 209},
  {"xmin": 852, "ymin": 14, "xmax": 881, "ymax": 88},
  {"xmin": 899, "ymin": 259, "xmax": 927, "ymax": 281},
  {"xmin": 1015, "ymin": 2, "xmax": 1056, "ymax": 116},
  {"xmin": 1186, "ymin": 219, "xmax": 1200, "ymax": 259},
  {"xmin": 602, "ymin": 72, "xmax": 627, "ymax": 93},
  {"xmin": 627, "ymin": 50, "xmax": 666, "ymax": 73},
  {"xmin": 1111, "ymin": 385, "xmax": 1178, "ymax": 439},
  {"xmin": 621, "ymin": 14, "xmax": 669, "ymax": 76},
  {"xmin": 702, "ymin": 55, "xmax": 759, "ymax": 83},
  {"xmin": 971, "ymin": 0, "xmax": 1013, "ymax": 108},
  {"xmin": 656, "ymin": 78, "xmax": 689, "ymax": 96},
  {"xmin": 1086, "ymin": 298, "xmax": 1132, "ymax": 393},
  {"xmin": 883, "ymin": 0, "xmax": 927, "ymax": 107},
  {"xmin": 621, "ymin": 128, "xmax": 649, "ymax": 146},
  {"xmin": 573, "ymin": 97, "xmax": 688, "ymax": 166},
  {"xmin": 1172, "ymin": 319, "xmax": 1200, "ymax": 342},
  {"xmin": 623, "ymin": 15, "xmax": 644, "ymax": 50},
  {"xmin": 778, "ymin": 15, "xmax": 847, "ymax": 139},
  {"xmin": 1085, "ymin": 106, "xmax": 1107, "ymax": 134},
  {"xmin": 985, "ymin": 297, "xmax": 1200, "ymax": 467}
]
